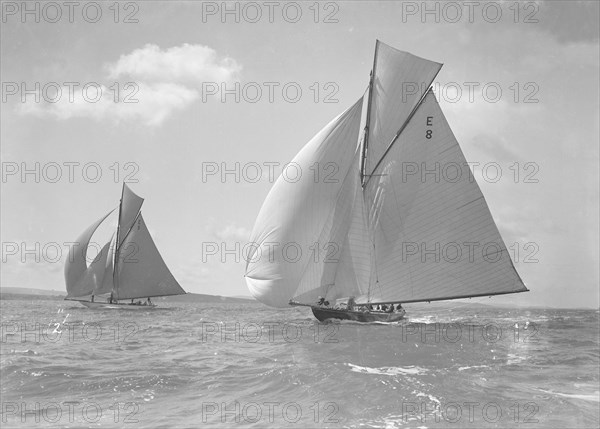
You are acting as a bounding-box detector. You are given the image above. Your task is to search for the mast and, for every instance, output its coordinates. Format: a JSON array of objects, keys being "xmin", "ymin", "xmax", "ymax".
[
  {"xmin": 112, "ymin": 184, "xmax": 145, "ymax": 301},
  {"xmin": 111, "ymin": 183, "xmax": 126, "ymax": 301},
  {"xmin": 360, "ymin": 40, "xmax": 379, "ymax": 187}
]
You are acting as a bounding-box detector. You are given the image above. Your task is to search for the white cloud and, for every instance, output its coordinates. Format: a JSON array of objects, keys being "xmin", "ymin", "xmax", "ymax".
[
  {"xmin": 107, "ymin": 43, "xmax": 241, "ymax": 84},
  {"xmin": 214, "ymin": 224, "xmax": 251, "ymax": 242},
  {"xmin": 18, "ymin": 44, "xmax": 241, "ymax": 127},
  {"xmin": 20, "ymin": 82, "xmax": 198, "ymax": 127}
]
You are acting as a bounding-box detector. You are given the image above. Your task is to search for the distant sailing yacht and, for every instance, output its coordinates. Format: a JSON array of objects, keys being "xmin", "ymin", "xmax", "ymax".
[
  {"xmin": 64, "ymin": 183, "xmax": 186, "ymax": 309},
  {"xmin": 245, "ymin": 40, "xmax": 528, "ymax": 322}
]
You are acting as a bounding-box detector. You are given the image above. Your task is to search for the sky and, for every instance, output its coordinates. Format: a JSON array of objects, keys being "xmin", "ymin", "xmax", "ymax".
[{"xmin": 1, "ymin": 1, "xmax": 598, "ymax": 308}]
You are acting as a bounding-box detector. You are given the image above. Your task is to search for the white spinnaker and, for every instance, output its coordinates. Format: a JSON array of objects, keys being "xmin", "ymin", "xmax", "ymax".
[
  {"xmin": 325, "ymin": 176, "xmax": 374, "ymax": 304},
  {"xmin": 363, "ymin": 90, "xmax": 527, "ymax": 302},
  {"xmin": 365, "ymin": 41, "xmax": 442, "ymax": 178},
  {"xmin": 115, "ymin": 214, "xmax": 185, "ymax": 299},
  {"xmin": 64, "ymin": 210, "xmax": 113, "ymax": 299},
  {"xmin": 245, "ymin": 97, "xmax": 364, "ymax": 307}
]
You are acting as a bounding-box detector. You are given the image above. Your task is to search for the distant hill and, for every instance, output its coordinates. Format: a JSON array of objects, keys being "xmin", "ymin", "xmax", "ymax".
[
  {"xmin": 1, "ymin": 287, "xmax": 64, "ymax": 296},
  {"xmin": 0, "ymin": 287, "xmax": 256, "ymax": 304},
  {"xmin": 160, "ymin": 293, "xmax": 256, "ymax": 304}
]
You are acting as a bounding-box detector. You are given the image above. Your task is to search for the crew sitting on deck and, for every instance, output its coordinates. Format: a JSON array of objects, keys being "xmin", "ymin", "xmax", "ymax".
[
  {"xmin": 347, "ymin": 296, "xmax": 356, "ymax": 311},
  {"xmin": 317, "ymin": 296, "xmax": 325, "ymax": 306}
]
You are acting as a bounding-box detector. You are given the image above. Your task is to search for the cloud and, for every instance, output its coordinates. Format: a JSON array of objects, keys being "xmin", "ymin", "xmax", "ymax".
[
  {"xmin": 107, "ymin": 43, "xmax": 241, "ymax": 84},
  {"xmin": 17, "ymin": 43, "xmax": 241, "ymax": 127},
  {"xmin": 214, "ymin": 224, "xmax": 251, "ymax": 242},
  {"xmin": 19, "ymin": 82, "xmax": 198, "ymax": 127}
]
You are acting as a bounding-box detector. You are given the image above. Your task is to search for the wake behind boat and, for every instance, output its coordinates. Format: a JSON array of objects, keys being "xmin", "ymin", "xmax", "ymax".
[
  {"xmin": 245, "ymin": 40, "xmax": 528, "ymax": 322},
  {"xmin": 64, "ymin": 183, "xmax": 186, "ymax": 309}
]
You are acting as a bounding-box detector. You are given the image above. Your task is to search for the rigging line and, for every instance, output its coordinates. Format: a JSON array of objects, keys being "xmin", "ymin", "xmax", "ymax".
[{"xmin": 360, "ymin": 39, "xmax": 379, "ymax": 187}]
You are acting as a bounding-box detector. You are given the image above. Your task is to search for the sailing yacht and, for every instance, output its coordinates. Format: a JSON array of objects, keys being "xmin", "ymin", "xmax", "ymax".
[
  {"xmin": 64, "ymin": 183, "xmax": 186, "ymax": 308},
  {"xmin": 245, "ymin": 40, "xmax": 528, "ymax": 322}
]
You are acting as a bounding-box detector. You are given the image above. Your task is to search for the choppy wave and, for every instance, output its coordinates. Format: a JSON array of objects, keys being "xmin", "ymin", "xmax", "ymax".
[{"xmin": 1, "ymin": 300, "xmax": 598, "ymax": 428}]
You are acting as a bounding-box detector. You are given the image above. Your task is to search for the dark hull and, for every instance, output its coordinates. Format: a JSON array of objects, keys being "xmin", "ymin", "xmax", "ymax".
[
  {"xmin": 311, "ymin": 307, "xmax": 405, "ymax": 323},
  {"xmin": 76, "ymin": 301, "xmax": 156, "ymax": 310}
]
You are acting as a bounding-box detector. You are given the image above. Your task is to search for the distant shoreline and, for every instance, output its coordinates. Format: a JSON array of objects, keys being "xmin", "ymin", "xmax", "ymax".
[{"xmin": 0, "ymin": 287, "xmax": 256, "ymax": 304}]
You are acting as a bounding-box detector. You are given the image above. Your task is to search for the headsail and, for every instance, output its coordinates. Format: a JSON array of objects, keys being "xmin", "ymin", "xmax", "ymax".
[
  {"xmin": 362, "ymin": 89, "xmax": 527, "ymax": 303},
  {"xmin": 73, "ymin": 241, "xmax": 112, "ymax": 298},
  {"xmin": 93, "ymin": 234, "xmax": 115, "ymax": 296},
  {"xmin": 64, "ymin": 210, "xmax": 113, "ymax": 299},
  {"xmin": 245, "ymin": 97, "xmax": 364, "ymax": 307},
  {"xmin": 114, "ymin": 214, "xmax": 186, "ymax": 300}
]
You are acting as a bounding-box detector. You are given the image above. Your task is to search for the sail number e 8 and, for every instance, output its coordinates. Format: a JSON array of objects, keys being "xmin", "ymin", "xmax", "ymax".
[{"xmin": 426, "ymin": 116, "xmax": 433, "ymax": 139}]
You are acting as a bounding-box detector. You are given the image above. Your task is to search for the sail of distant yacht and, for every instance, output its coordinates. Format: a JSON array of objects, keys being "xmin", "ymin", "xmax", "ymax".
[{"xmin": 64, "ymin": 183, "xmax": 186, "ymax": 309}]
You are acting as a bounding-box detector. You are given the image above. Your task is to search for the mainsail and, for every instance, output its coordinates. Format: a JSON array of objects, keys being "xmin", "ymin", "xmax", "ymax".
[
  {"xmin": 362, "ymin": 89, "xmax": 526, "ymax": 303},
  {"xmin": 64, "ymin": 184, "xmax": 186, "ymax": 301},
  {"xmin": 245, "ymin": 40, "xmax": 527, "ymax": 308},
  {"xmin": 114, "ymin": 214, "xmax": 186, "ymax": 300}
]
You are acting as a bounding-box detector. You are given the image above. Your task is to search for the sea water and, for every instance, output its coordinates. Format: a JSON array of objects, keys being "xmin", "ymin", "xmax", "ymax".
[{"xmin": 1, "ymin": 299, "xmax": 598, "ymax": 428}]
